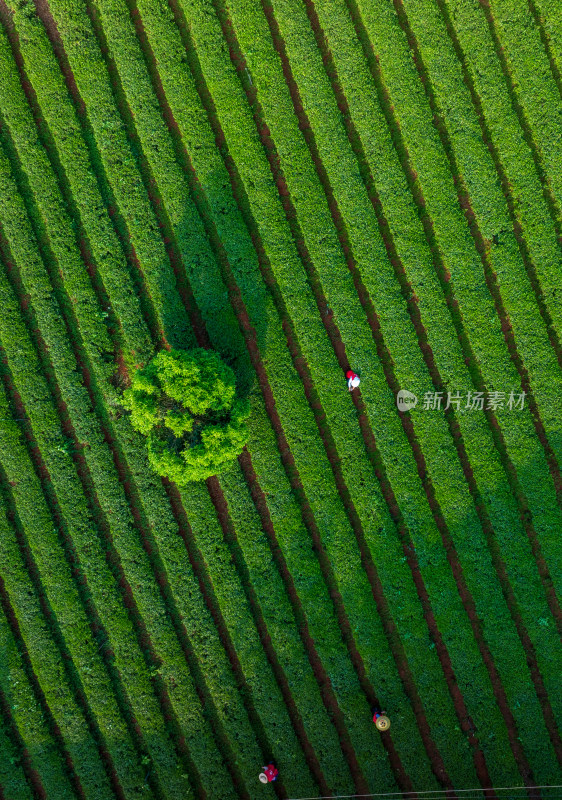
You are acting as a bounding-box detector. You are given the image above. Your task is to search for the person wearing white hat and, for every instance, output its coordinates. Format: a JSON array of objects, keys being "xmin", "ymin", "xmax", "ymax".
[
  {"xmin": 346, "ymin": 369, "xmax": 360, "ymax": 391},
  {"xmin": 259, "ymin": 763, "xmax": 278, "ymax": 784}
]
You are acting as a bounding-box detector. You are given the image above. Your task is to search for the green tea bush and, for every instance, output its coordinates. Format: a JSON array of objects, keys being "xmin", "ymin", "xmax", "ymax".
[{"xmin": 124, "ymin": 349, "xmax": 250, "ymax": 482}]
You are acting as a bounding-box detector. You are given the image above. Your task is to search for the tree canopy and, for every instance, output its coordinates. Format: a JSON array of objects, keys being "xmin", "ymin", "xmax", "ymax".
[{"xmin": 123, "ymin": 348, "xmax": 250, "ymax": 483}]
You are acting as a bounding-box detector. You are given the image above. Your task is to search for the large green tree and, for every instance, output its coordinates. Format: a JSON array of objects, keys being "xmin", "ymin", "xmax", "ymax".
[{"xmin": 123, "ymin": 348, "xmax": 250, "ymax": 483}]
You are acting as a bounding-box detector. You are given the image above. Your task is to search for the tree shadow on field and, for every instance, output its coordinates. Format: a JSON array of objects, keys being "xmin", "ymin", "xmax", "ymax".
[{"xmin": 172, "ymin": 204, "xmax": 270, "ymax": 409}]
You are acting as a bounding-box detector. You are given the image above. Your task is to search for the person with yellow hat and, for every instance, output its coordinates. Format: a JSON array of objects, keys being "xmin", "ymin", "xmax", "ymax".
[{"xmin": 372, "ymin": 705, "xmax": 391, "ymax": 731}]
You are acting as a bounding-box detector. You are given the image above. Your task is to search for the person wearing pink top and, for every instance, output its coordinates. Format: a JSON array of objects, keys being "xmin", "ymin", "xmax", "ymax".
[{"xmin": 259, "ymin": 763, "xmax": 279, "ymax": 784}]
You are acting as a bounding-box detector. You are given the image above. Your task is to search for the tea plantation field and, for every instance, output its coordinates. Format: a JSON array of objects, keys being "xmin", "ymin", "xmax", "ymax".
[{"xmin": 0, "ymin": 0, "xmax": 561, "ymax": 796}]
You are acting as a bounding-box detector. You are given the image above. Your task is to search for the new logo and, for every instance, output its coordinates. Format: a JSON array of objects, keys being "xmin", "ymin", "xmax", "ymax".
[{"xmin": 396, "ymin": 389, "xmax": 418, "ymax": 411}]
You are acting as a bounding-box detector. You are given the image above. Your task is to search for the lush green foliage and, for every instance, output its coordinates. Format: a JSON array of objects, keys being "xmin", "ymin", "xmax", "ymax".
[
  {"xmin": 0, "ymin": 0, "xmax": 561, "ymax": 795},
  {"xmin": 123, "ymin": 349, "xmax": 249, "ymax": 482}
]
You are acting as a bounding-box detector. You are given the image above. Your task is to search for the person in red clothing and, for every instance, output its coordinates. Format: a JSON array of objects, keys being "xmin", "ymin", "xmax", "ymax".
[
  {"xmin": 259, "ymin": 763, "xmax": 279, "ymax": 784},
  {"xmin": 346, "ymin": 369, "xmax": 361, "ymax": 391}
]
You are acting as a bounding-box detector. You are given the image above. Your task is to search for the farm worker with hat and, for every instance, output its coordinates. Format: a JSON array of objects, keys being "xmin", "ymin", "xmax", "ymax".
[
  {"xmin": 346, "ymin": 369, "xmax": 360, "ymax": 391},
  {"xmin": 259, "ymin": 763, "xmax": 279, "ymax": 784},
  {"xmin": 372, "ymin": 705, "xmax": 391, "ymax": 731}
]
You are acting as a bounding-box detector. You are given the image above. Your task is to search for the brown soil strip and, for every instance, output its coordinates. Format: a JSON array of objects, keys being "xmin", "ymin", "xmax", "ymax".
[
  {"xmin": 118, "ymin": 8, "xmax": 378, "ymax": 792},
  {"xmin": 24, "ymin": 0, "xmax": 165, "ymax": 350},
  {"xmin": 1, "ymin": 120, "xmax": 206, "ymax": 799},
  {"xmin": 125, "ymin": 0, "xmax": 376, "ymax": 789},
  {"xmin": 0, "ymin": 256, "xmax": 162, "ymax": 798},
  {"xmin": 93, "ymin": 417, "xmax": 211, "ymax": 800},
  {"xmin": 0, "ymin": 368, "xmax": 124, "ymax": 799},
  {"xmin": 426, "ymin": 0, "xmax": 562, "ymax": 620},
  {"xmin": 0, "ymin": 5, "xmax": 124, "ymax": 368},
  {"xmin": 340, "ymin": 0, "xmax": 562, "ymax": 765},
  {"xmin": 82, "ymin": 388, "xmax": 230, "ymax": 796},
  {"xmin": 164, "ymin": 480, "xmax": 280, "ymax": 800},
  {"xmin": 0, "ymin": 12, "xmax": 190, "ymax": 793},
  {"xmin": 439, "ymin": 527, "xmax": 536, "ymax": 786},
  {"xmin": 83, "ymin": 0, "xmax": 208, "ymax": 351},
  {"xmin": 339, "ymin": 0, "xmax": 543, "ymax": 786},
  {"xmin": 439, "ymin": 0, "xmax": 562, "ymax": 486},
  {"xmin": 396, "ymin": 0, "xmax": 562, "ymax": 640},
  {"xmin": 0, "ymin": 46, "xmax": 232, "ymax": 792},
  {"xmin": 79, "ymin": 0, "xmax": 328, "ymax": 792},
  {"xmin": 281, "ymin": 280, "xmax": 452, "ymax": 792},
  {"xmin": 12, "ymin": 8, "xmax": 256, "ymax": 795},
  {"xmin": 157, "ymin": 508, "xmax": 254, "ymax": 800},
  {"xmin": 526, "ymin": 0, "xmax": 562, "ymax": 108},
  {"xmin": 1, "ymin": 7, "xmax": 244, "ymax": 795},
  {"xmin": 0, "ymin": 574, "xmax": 82, "ymax": 800},
  {"xmin": 0, "ymin": 647, "xmax": 48, "ymax": 799},
  {"xmin": 477, "ymin": 0, "xmax": 562, "ymax": 244},
  {"xmin": 154, "ymin": 0, "xmax": 404, "ymax": 790},
  {"xmin": 23, "ymin": 29, "xmax": 264, "ymax": 788},
  {"xmin": 0, "ymin": 693, "xmax": 48, "ymax": 800},
  {"xmin": 175, "ymin": 0, "xmax": 440, "ymax": 786},
  {"xmin": 105, "ymin": 398, "xmax": 247, "ymax": 798},
  {"xmin": 207, "ymin": 474, "xmax": 331, "ymax": 797},
  {"xmin": 237, "ymin": 449, "xmax": 367, "ymax": 791},
  {"xmin": 290, "ymin": 1, "xmax": 505, "ymax": 789},
  {"xmin": 351, "ymin": 0, "xmax": 562, "ymax": 567},
  {"xmin": 216, "ymin": 0, "xmax": 461, "ymax": 789},
  {"xmin": 95, "ymin": 350, "xmax": 251, "ymax": 798}
]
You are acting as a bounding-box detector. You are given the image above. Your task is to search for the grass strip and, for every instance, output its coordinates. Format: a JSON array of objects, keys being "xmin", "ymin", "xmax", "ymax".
[
  {"xmin": 0, "ymin": 24, "xmax": 243, "ymax": 800},
  {"xmin": 2, "ymin": 6, "xmax": 284, "ymax": 795},
  {"xmin": 299, "ymin": 0, "xmax": 562, "ymax": 778},
  {"xmin": 0, "ymin": 137, "xmax": 188, "ymax": 799},
  {"xmin": 6, "ymin": 3, "xmax": 301, "ymax": 792},
  {"xmin": 221, "ymin": 0, "xmax": 545, "ymax": 784},
  {"xmin": 311, "ymin": 0, "xmax": 562, "ymax": 598},
  {"xmin": 484, "ymin": 0, "xmax": 562, "ymax": 227},
  {"xmin": 0, "ymin": 10, "xmax": 151, "ymax": 370},
  {"xmin": 379, "ymin": 0, "xmax": 562, "ymax": 761},
  {"xmin": 217, "ymin": 458, "xmax": 358, "ymax": 796},
  {"xmin": 346, "ymin": 0, "xmax": 561, "ymax": 781},
  {"xmin": 425, "ymin": 0, "xmax": 562, "ymax": 456},
  {"xmin": 87, "ymin": 0, "xmax": 397, "ymax": 790},
  {"xmin": 169, "ymin": 0, "xmax": 557, "ymax": 783},
  {"xmin": 37, "ymin": 0, "xmax": 414, "ymax": 788},
  {"xmin": 177, "ymin": 482, "xmax": 321, "ymax": 798},
  {"xmin": 0, "ymin": 711, "xmax": 34, "ymax": 800},
  {"xmin": 532, "ymin": 0, "xmax": 562, "ymax": 107},
  {"xmin": 135, "ymin": 0, "xmax": 436, "ymax": 787},
  {"xmin": 39, "ymin": 0, "xmax": 402, "ymax": 784},
  {"xmin": 0, "ymin": 567, "xmax": 77, "ymax": 800},
  {"xmin": 0, "ymin": 633, "xmax": 34, "ymax": 800},
  {"xmin": 3, "ymin": 0, "xmax": 182, "ymax": 356},
  {"xmin": 23, "ymin": 0, "xmax": 317, "ymax": 791},
  {"xmin": 0, "ymin": 383, "xmax": 117, "ymax": 800},
  {"xmin": 431, "ymin": 0, "xmax": 562, "ymax": 598},
  {"xmin": 352, "ymin": 0, "xmax": 562, "ymax": 584}
]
